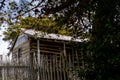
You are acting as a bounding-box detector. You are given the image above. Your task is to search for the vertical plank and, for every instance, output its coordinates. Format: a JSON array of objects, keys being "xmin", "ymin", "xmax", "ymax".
[
  {"xmin": 75, "ymin": 49, "xmax": 80, "ymax": 68},
  {"xmin": 44, "ymin": 55, "xmax": 47, "ymax": 80},
  {"xmin": 42, "ymin": 55, "xmax": 45, "ymax": 80},
  {"xmin": 52, "ymin": 55, "xmax": 54, "ymax": 80},
  {"xmin": 47, "ymin": 55, "xmax": 51, "ymax": 80},
  {"xmin": 29, "ymin": 52, "xmax": 34, "ymax": 80},
  {"xmin": 46, "ymin": 55, "xmax": 49, "ymax": 80},
  {"xmin": 40, "ymin": 55, "xmax": 43, "ymax": 80},
  {"xmin": 2, "ymin": 68, "xmax": 5, "ymax": 80},
  {"xmin": 53, "ymin": 55, "xmax": 56, "ymax": 80},
  {"xmin": 63, "ymin": 43, "xmax": 67, "ymax": 80},
  {"xmin": 59, "ymin": 55, "xmax": 62, "ymax": 80},
  {"xmin": 37, "ymin": 39, "xmax": 40, "ymax": 80},
  {"xmin": 50, "ymin": 55, "xmax": 53, "ymax": 80},
  {"xmin": 68, "ymin": 52, "xmax": 72, "ymax": 80},
  {"xmin": 55, "ymin": 55, "xmax": 60, "ymax": 80},
  {"xmin": 49, "ymin": 54, "xmax": 52, "ymax": 80}
]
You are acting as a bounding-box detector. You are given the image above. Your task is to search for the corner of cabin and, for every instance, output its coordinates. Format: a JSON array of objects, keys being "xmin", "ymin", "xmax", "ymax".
[{"xmin": 11, "ymin": 33, "xmax": 30, "ymax": 65}]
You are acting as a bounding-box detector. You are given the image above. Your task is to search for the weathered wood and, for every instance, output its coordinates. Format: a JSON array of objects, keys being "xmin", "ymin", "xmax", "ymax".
[
  {"xmin": 50, "ymin": 56, "xmax": 53, "ymax": 80},
  {"xmin": 31, "ymin": 49, "xmax": 61, "ymax": 55},
  {"xmin": 44, "ymin": 56, "xmax": 47, "ymax": 80},
  {"xmin": 56, "ymin": 55, "xmax": 60, "ymax": 80},
  {"xmin": 45, "ymin": 55, "xmax": 49, "ymax": 80},
  {"xmin": 12, "ymin": 40, "xmax": 30, "ymax": 65},
  {"xmin": 75, "ymin": 49, "xmax": 80, "ymax": 67},
  {"xmin": 32, "ymin": 46, "xmax": 61, "ymax": 52},
  {"xmin": 37, "ymin": 39, "xmax": 40, "ymax": 80},
  {"xmin": 0, "ymin": 66, "xmax": 29, "ymax": 68},
  {"xmin": 9, "ymin": 33, "xmax": 85, "ymax": 80}
]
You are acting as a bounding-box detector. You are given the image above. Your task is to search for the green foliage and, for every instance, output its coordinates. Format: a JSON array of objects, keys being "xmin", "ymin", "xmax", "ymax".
[
  {"xmin": 3, "ymin": 16, "xmax": 76, "ymax": 41},
  {"xmin": 19, "ymin": 16, "xmax": 57, "ymax": 31},
  {"xmin": 43, "ymin": 0, "xmax": 120, "ymax": 80},
  {"xmin": 3, "ymin": 25, "xmax": 21, "ymax": 41},
  {"xmin": 84, "ymin": 0, "xmax": 120, "ymax": 80},
  {"xmin": 1, "ymin": 0, "xmax": 120, "ymax": 80}
]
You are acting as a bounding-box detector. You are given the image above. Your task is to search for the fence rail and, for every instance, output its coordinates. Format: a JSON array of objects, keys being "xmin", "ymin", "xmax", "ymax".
[
  {"xmin": 0, "ymin": 64, "xmax": 30, "ymax": 80},
  {"xmin": 0, "ymin": 51, "xmax": 84, "ymax": 80}
]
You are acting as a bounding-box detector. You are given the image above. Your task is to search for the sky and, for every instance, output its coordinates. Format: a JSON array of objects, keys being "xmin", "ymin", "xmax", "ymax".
[
  {"xmin": 0, "ymin": 0, "xmax": 20, "ymax": 55},
  {"xmin": 0, "ymin": 0, "xmax": 36, "ymax": 55},
  {"xmin": 0, "ymin": 0, "xmax": 34, "ymax": 61},
  {"xmin": 0, "ymin": 24, "xmax": 9, "ymax": 55},
  {"xmin": 0, "ymin": 0, "xmax": 27, "ymax": 55}
]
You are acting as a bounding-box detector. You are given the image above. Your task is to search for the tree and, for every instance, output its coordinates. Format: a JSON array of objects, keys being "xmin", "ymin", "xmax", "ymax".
[
  {"xmin": 3, "ymin": 16, "xmax": 76, "ymax": 41},
  {"xmin": 42, "ymin": 0, "xmax": 120, "ymax": 80},
  {"xmin": 1, "ymin": 0, "xmax": 91, "ymax": 38},
  {"xmin": 1, "ymin": 0, "xmax": 120, "ymax": 80},
  {"xmin": 87, "ymin": 0, "xmax": 120, "ymax": 80}
]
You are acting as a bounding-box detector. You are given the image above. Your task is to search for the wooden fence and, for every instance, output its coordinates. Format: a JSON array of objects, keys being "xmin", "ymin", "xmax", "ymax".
[
  {"xmin": 0, "ymin": 51, "xmax": 85, "ymax": 80},
  {"xmin": 30, "ymin": 50, "xmax": 84, "ymax": 80},
  {"xmin": 0, "ymin": 65, "xmax": 29, "ymax": 80}
]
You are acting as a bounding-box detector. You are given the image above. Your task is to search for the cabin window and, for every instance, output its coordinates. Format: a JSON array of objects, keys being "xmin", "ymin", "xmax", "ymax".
[
  {"xmin": 18, "ymin": 48, "xmax": 21, "ymax": 58},
  {"xmin": 18, "ymin": 48, "xmax": 22, "ymax": 63}
]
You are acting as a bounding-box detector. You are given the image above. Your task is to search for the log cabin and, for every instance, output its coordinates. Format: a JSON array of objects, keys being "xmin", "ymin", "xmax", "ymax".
[{"xmin": 8, "ymin": 29, "xmax": 88, "ymax": 80}]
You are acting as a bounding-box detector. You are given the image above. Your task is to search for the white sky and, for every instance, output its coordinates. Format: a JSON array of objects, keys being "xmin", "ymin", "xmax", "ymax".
[
  {"xmin": 0, "ymin": 0, "xmax": 27, "ymax": 55},
  {"xmin": 0, "ymin": 0, "xmax": 37, "ymax": 55},
  {"xmin": 0, "ymin": 25, "xmax": 9, "ymax": 55}
]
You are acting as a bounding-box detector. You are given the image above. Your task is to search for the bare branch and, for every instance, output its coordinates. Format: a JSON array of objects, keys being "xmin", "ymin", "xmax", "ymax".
[
  {"xmin": 16, "ymin": 0, "xmax": 45, "ymax": 18},
  {"xmin": 0, "ymin": 0, "xmax": 6, "ymax": 9},
  {"xmin": 44, "ymin": 0, "xmax": 76, "ymax": 14}
]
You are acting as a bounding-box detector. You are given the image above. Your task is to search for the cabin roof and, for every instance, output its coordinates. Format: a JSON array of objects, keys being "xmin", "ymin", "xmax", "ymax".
[{"xmin": 24, "ymin": 29, "xmax": 88, "ymax": 42}]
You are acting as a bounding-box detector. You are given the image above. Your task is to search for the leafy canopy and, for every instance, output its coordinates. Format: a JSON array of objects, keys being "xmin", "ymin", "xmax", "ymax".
[
  {"xmin": 3, "ymin": 16, "xmax": 75, "ymax": 41},
  {"xmin": 0, "ymin": 0, "xmax": 120, "ymax": 80}
]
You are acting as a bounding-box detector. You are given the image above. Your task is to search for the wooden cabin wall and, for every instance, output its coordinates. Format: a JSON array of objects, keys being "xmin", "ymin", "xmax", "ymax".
[
  {"xmin": 11, "ymin": 36, "xmax": 86, "ymax": 80},
  {"xmin": 10, "ymin": 38, "xmax": 31, "ymax": 80},
  {"xmin": 12, "ymin": 40, "xmax": 30, "ymax": 65},
  {"xmin": 30, "ymin": 39, "xmax": 68, "ymax": 80},
  {"xmin": 29, "ymin": 38, "xmax": 85, "ymax": 80}
]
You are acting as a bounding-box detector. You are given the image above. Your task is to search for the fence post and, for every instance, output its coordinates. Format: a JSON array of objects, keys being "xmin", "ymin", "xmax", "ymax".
[
  {"xmin": 37, "ymin": 39, "xmax": 40, "ymax": 80},
  {"xmin": 2, "ymin": 68, "xmax": 4, "ymax": 80}
]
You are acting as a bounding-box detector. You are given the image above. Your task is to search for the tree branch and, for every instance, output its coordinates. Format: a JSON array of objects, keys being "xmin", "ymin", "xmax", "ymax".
[
  {"xmin": 0, "ymin": 0, "xmax": 6, "ymax": 9},
  {"xmin": 44, "ymin": 0, "xmax": 76, "ymax": 14}
]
